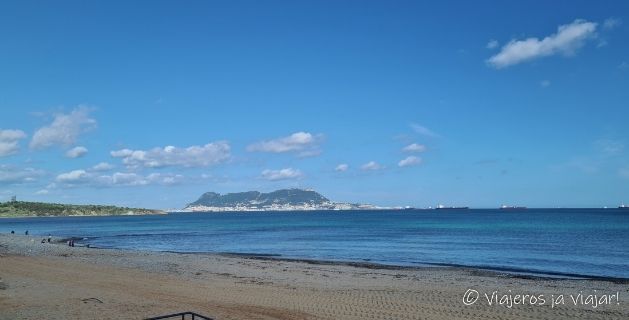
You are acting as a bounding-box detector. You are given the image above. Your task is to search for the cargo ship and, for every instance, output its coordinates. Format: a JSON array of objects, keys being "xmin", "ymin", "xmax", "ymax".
[
  {"xmin": 620, "ymin": 203, "xmax": 628, "ymax": 209},
  {"xmin": 499, "ymin": 205, "xmax": 527, "ymax": 210},
  {"xmin": 435, "ymin": 204, "xmax": 469, "ymax": 210}
]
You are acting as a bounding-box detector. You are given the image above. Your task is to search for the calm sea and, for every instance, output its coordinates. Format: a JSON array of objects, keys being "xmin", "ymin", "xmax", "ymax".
[{"xmin": 1, "ymin": 209, "xmax": 628, "ymax": 279}]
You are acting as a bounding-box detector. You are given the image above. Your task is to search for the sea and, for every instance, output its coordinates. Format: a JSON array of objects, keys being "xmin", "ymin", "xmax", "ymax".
[{"xmin": 1, "ymin": 209, "xmax": 628, "ymax": 279}]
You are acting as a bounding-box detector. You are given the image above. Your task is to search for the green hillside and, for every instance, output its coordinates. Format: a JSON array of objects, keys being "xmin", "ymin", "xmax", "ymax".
[{"xmin": 0, "ymin": 201, "xmax": 164, "ymax": 217}]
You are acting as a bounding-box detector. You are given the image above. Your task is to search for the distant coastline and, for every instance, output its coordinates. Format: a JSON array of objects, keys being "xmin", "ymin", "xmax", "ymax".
[
  {"xmin": 183, "ymin": 188, "xmax": 382, "ymax": 212},
  {"xmin": 0, "ymin": 200, "xmax": 165, "ymax": 218}
]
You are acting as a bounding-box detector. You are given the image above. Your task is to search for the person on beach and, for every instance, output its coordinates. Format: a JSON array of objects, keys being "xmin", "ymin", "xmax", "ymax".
[
  {"xmin": 25, "ymin": 230, "xmax": 28, "ymax": 235},
  {"xmin": 48, "ymin": 234, "xmax": 52, "ymax": 243}
]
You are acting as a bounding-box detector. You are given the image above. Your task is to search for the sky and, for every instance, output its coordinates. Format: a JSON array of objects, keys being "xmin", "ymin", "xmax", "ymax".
[{"xmin": 1, "ymin": 0, "xmax": 628, "ymax": 209}]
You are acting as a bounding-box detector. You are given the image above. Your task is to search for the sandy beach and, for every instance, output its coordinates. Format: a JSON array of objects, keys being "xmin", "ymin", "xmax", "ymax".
[{"xmin": 0, "ymin": 234, "xmax": 627, "ymax": 320}]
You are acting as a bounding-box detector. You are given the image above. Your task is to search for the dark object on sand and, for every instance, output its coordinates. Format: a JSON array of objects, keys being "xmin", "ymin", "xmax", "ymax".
[
  {"xmin": 25, "ymin": 230, "xmax": 28, "ymax": 235},
  {"xmin": 41, "ymin": 239, "xmax": 46, "ymax": 244},
  {"xmin": 81, "ymin": 297, "xmax": 103, "ymax": 303},
  {"xmin": 144, "ymin": 311, "xmax": 214, "ymax": 320},
  {"xmin": 10, "ymin": 230, "xmax": 14, "ymax": 234}
]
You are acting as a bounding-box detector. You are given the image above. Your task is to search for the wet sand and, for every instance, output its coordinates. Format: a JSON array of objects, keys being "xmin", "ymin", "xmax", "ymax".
[{"xmin": 1, "ymin": 234, "xmax": 627, "ymax": 320}]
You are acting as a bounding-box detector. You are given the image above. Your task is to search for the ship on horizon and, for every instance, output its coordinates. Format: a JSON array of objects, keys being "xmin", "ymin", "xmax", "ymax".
[
  {"xmin": 500, "ymin": 205, "xmax": 527, "ymax": 210},
  {"xmin": 435, "ymin": 204, "xmax": 469, "ymax": 210},
  {"xmin": 620, "ymin": 202, "xmax": 628, "ymax": 209}
]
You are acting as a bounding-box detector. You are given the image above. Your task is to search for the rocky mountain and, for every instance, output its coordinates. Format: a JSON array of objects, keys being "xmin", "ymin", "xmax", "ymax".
[{"xmin": 186, "ymin": 188, "xmax": 331, "ymax": 209}]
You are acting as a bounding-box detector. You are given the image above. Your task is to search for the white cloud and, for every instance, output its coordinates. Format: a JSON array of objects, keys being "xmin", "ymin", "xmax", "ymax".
[
  {"xmin": 65, "ymin": 146, "xmax": 88, "ymax": 158},
  {"xmin": 35, "ymin": 189, "xmax": 49, "ymax": 195},
  {"xmin": 410, "ymin": 123, "xmax": 439, "ymax": 138},
  {"xmin": 30, "ymin": 106, "xmax": 97, "ymax": 149},
  {"xmin": 247, "ymin": 132, "xmax": 322, "ymax": 156},
  {"xmin": 398, "ymin": 156, "xmax": 422, "ymax": 167},
  {"xmin": 486, "ymin": 39, "xmax": 499, "ymax": 49},
  {"xmin": 0, "ymin": 165, "xmax": 44, "ymax": 184},
  {"xmin": 0, "ymin": 130, "xmax": 27, "ymax": 141},
  {"xmin": 92, "ymin": 162, "xmax": 114, "ymax": 171},
  {"xmin": 56, "ymin": 170, "xmax": 90, "ymax": 183},
  {"xmin": 402, "ymin": 143, "xmax": 426, "ymax": 153},
  {"xmin": 595, "ymin": 139, "xmax": 624, "ymax": 156},
  {"xmin": 540, "ymin": 80, "xmax": 551, "ymax": 87},
  {"xmin": 0, "ymin": 129, "xmax": 27, "ymax": 157},
  {"xmin": 152, "ymin": 173, "xmax": 184, "ymax": 185},
  {"xmin": 361, "ymin": 161, "xmax": 383, "ymax": 171},
  {"xmin": 562, "ymin": 157, "xmax": 600, "ymax": 174},
  {"xmin": 111, "ymin": 141, "xmax": 230, "ymax": 168},
  {"xmin": 260, "ymin": 168, "xmax": 303, "ymax": 181},
  {"xmin": 296, "ymin": 149, "xmax": 322, "ymax": 158},
  {"xmin": 335, "ymin": 163, "xmax": 349, "ymax": 172},
  {"xmin": 98, "ymin": 172, "xmax": 184, "ymax": 187},
  {"xmin": 55, "ymin": 169, "xmax": 184, "ymax": 187},
  {"xmin": 110, "ymin": 149, "xmax": 133, "ymax": 157},
  {"xmin": 487, "ymin": 19, "xmax": 598, "ymax": 68},
  {"xmin": 108, "ymin": 173, "xmax": 150, "ymax": 186},
  {"xmin": 603, "ymin": 18, "xmax": 621, "ymax": 30}
]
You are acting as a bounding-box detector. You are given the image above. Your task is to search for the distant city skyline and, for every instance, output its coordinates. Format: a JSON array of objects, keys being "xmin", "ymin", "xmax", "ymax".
[{"xmin": 1, "ymin": 1, "xmax": 628, "ymax": 209}]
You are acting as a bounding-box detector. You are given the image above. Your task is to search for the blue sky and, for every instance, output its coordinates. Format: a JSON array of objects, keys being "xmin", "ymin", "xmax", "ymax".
[{"xmin": 1, "ymin": 0, "xmax": 628, "ymax": 208}]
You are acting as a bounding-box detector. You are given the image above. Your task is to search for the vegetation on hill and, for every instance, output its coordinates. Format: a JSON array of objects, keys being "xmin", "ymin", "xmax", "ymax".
[{"xmin": 0, "ymin": 201, "xmax": 164, "ymax": 217}]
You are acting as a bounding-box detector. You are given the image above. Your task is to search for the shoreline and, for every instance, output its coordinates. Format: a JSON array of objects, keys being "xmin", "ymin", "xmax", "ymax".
[
  {"xmin": 214, "ymin": 252, "xmax": 629, "ymax": 283},
  {"xmin": 0, "ymin": 212, "xmax": 167, "ymax": 218},
  {"xmin": 76, "ymin": 241, "xmax": 628, "ymax": 282},
  {"xmin": 4, "ymin": 230, "xmax": 627, "ymax": 282},
  {"xmin": 1, "ymin": 234, "xmax": 627, "ymax": 319}
]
